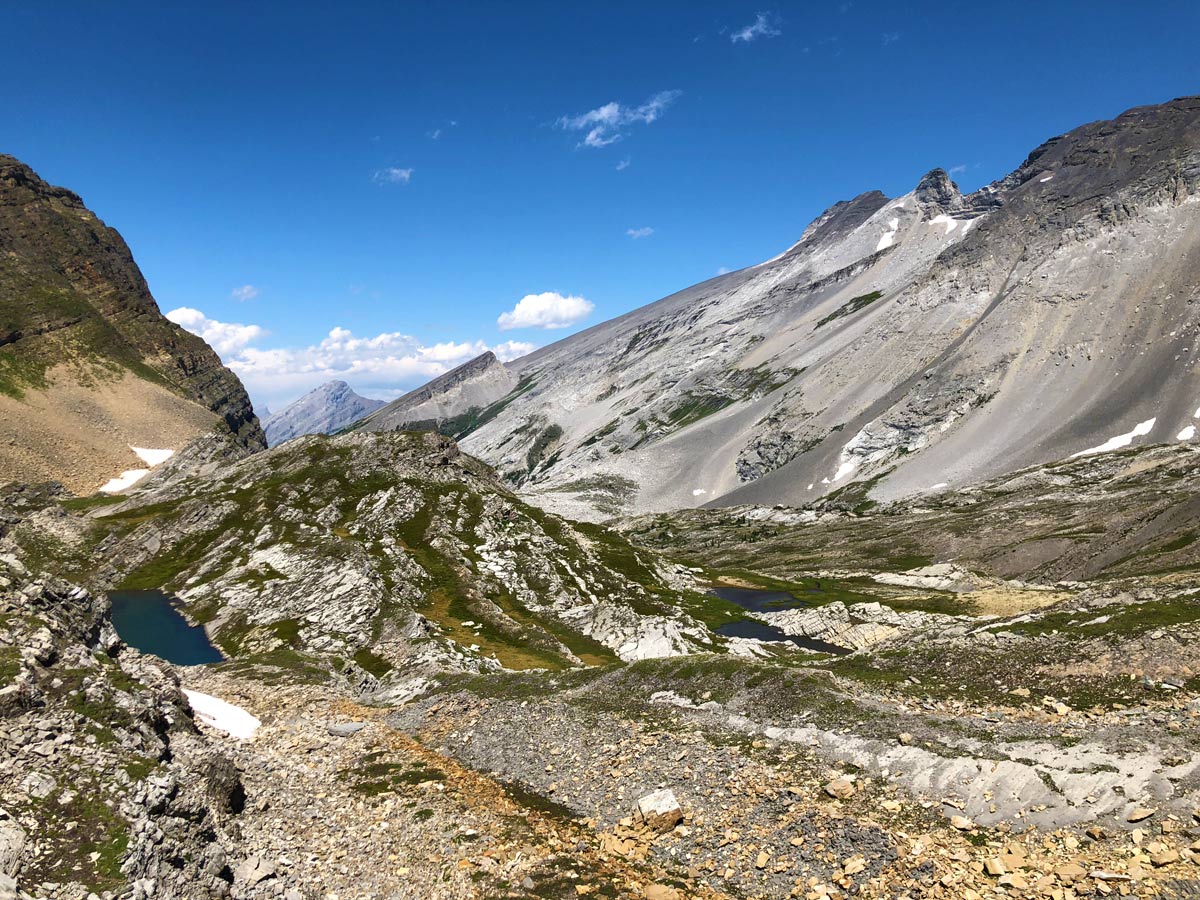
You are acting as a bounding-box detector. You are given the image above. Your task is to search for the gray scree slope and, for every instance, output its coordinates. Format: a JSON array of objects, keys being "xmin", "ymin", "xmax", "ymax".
[{"xmin": 409, "ymin": 97, "xmax": 1200, "ymax": 521}]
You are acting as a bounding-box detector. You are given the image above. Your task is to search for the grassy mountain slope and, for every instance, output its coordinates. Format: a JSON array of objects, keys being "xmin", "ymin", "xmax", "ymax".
[{"xmin": 7, "ymin": 431, "xmax": 712, "ymax": 694}]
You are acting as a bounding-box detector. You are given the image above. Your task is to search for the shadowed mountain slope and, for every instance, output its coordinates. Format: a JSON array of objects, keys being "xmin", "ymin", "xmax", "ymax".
[{"xmin": 0, "ymin": 154, "xmax": 264, "ymax": 492}]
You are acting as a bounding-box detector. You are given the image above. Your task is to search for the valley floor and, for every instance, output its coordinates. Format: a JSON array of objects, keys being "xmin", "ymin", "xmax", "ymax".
[{"xmin": 175, "ymin": 603, "xmax": 1200, "ymax": 900}]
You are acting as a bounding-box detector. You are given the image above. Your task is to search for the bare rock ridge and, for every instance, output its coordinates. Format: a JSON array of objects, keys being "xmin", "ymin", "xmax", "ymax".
[
  {"xmin": 0, "ymin": 154, "xmax": 265, "ymax": 492},
  {"xmin": 262, "ymin": 380, "xmax": 384, "ymax": 446},
  {"xmin": 398, "ymin": 96, "xmax": 1200, "ymax": 521},
  {"xmin": 358, "ymin": 350, "xmax": 518, "ymax": 436}
]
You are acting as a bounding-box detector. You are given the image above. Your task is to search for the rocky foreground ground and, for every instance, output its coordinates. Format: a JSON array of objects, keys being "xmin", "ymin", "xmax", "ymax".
[
  {"xmin": 8, "ymin": 558, "xmax": 1200, "ymax": 899},
  {"xmin": 117, "ymin": 626, "xmax": 1200, "ymax": 900}
]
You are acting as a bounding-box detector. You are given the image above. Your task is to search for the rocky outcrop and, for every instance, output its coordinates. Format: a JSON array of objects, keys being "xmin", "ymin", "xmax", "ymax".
[
  {"xmin": 752, "ymin": 599, "xmax": 963, "ymax": 651},
  {"xmin": 0, "ymin": 154, "xmax": 264, "ymax": 492},
  {"xmin": 262, "ymin": 380, "xmax": 385, "ymax": 446},
  {"xmin": 0, "ymin": 555, "xmax": 244, "ymax": 898}
]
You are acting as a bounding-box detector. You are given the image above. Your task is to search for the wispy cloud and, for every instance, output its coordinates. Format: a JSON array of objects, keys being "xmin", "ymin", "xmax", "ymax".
[
  {"xmin": 947, "ymin": 164, "xmax": 968, "ymax": 176},
  {"xmin": 716, "ymin": 266, "xmax": 732, "ymax": 275},
  {"xmin": 626, "ymin": 227, "xmax": 654, "ymax": 239},
  {"xmin": 427, "ymin": 120, "xmax": 458, "ymax": 140},
  {"xmin": 373, "ymin": 166, "xmax": 413, "ymax": 185},
  {"xmin": 167, "ymin": 307, "xmax": 535, "ymax": 409},
  {"xmin": 166, "ymin": 307, "xmax": 267, "ymax": 355},
  {"xmin": 881, "ymin": 31, "xmax": 901, "ymax": 46},
  {"xmin": 616, "ymin": 157, "xmax": 631, "ymax": 171},
  {"xmin": 557, "ymin": 90, "xmax": 682, "ymax": 149},
  {"xmin": 731, "ymin": 12, "xmax": 781, "ymax": 43},
  {"xmin": 497, "ymin": 291, "xmax": 594, "ymax": 330},
  {"xmin": 230, "ymin": 284, "xmax": 259, "ymax": 302}
]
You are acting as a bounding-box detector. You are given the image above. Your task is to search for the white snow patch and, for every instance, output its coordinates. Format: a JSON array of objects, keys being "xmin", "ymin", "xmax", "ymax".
[
  {"xmin": 692, "ymin": 489, "xmax": 707, "ymax": 497},
  {"xmin": 1194, "ymin": 405, "xmax": 1200, "ymax": 419},
  {"xmin": 928, "ymin": 214, "xmax": 957, "ymax": 234},
  {"xmin": 806, "ymin": 483, "xmax": 814, "ymax": 491},
  {"xmin": 1039, "ymin": 174, "xmax": 1054, "ymax": 183},
  {"xmin": 875, "ymin": 218, "xmax": 900, "ymax": 251},
  {"xmin": 98, "ymin": 446, "xmax": 176, "ymax": 494},
  {"xmin": 1070, "ymin": 418, "xmax": 1157, "ymax": 458},
  {"xmin": 182, "ymin": 689, "xmax": 260, "ymax": 740},
  {"xmin": 131, "ymin": 447, "xmax": 175, "ymax": 466},
  {"xmin": 99, "ymin": 469, "xmax": 151, "ymax": 493},
  {"xmin": 960, "ymin": 219, "xmax": 975, "ymax": 235},
  {"xmin": 1179, "ymin": 425, "xmax": 1196, "ymax": 441},
  {"xmin": 831, "ymin": 460, "xmax": 857, "ymax": 482},
  {"xmin": 929, "ymin": 482, "xmax": 949, "ymax": 490}
]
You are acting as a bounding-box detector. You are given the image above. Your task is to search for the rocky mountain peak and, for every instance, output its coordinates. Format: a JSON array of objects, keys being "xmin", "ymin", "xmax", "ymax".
[
  {"xmin": 312, "ymin": 380, "xmax": 354, "ymax": 400},
  {"xmin": 0, "ymin": 154, "xmax": 87, "ymax": 209},
  {"xmin": 359, "ymin": 351, "xmax": 518, "ymax": 437},
  {"xmin": 792, "ymin": 190, "xmax": 890, "ymax": 253},
  {"xmin": 262, "ymin": 380, "xmax": 385, "ymax": 446},
  {"xmin": 914, "ymin": 167, "xmax": 963, "ymax": 212},
  {"xmin": 426, "ymin": 96, "xmax": 1200, "ymax": 521}
]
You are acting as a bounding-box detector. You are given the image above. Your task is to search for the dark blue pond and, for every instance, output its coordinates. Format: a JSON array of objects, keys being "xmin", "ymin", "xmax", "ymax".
[
  {"xmin": 109, "ymin": 590, "xmax": 224, "ymax": 665},
  {"xmin": 709, "ymin": 586, "xmax": 848, "ymax": 656}
]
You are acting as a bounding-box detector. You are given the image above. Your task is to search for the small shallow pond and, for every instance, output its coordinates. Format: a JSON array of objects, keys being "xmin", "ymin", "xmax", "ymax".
[
  {"xmin": 109, "ymin": 590, "xmax": 224, "ymax": 666},
  {"xmin": 708, "ymin": 586, "xmax": 848, "ymax": 655}
]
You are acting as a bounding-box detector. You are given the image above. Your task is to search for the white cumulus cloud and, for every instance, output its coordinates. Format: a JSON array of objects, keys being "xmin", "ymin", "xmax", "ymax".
[
  {"xmin": 373, "ymin": 167, "xmax": 413, "ymax": 185},
  {"xmin": 497, "ymin": 292, "xmax": 594, "ymax": 330},
  {"xmin": 626, "ymin": 227, "xmax": 654, "ymax": 239},
  {"xmin": 557, "ymin": 90, "xmax": 681, "ymax": 149},
  {"xmin": 230, "ymin": 284, "xmax": 259, "ymax": 302},
  {"xmin": 166, "ymin": 307, "xmax": 267, "ymax": 355},
  {"xmin": 167, "ymin": 308, "xmax": 535, "ymax": 410},
  {"xmin": 731, "ymin": 13, "xmax": 781, "ymax": 43}
]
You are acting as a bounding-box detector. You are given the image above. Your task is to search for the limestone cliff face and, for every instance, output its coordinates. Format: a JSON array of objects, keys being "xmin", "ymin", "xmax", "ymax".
[{"xmin": 0, "ymin": 154, "xmax": 264, "ymax": 491}]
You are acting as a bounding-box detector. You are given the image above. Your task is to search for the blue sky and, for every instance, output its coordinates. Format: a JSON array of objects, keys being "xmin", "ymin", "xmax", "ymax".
[{"xmin": 6, "ymin": 1, "xmax": 1199, "ymax": 411}]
